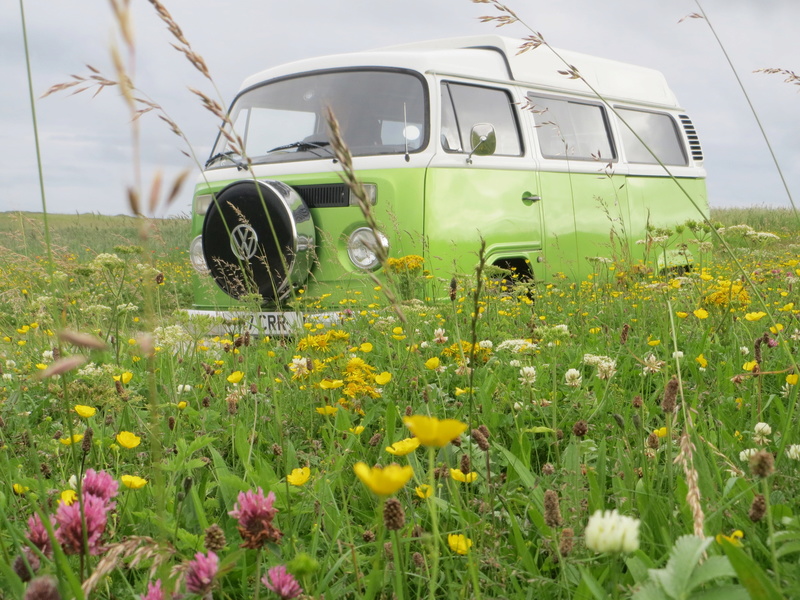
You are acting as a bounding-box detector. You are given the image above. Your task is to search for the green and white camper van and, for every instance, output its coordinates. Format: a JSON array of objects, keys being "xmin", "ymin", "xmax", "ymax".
[{"xmin": 188, "ymin": 35, "xmax": 709, "ymax": 333}]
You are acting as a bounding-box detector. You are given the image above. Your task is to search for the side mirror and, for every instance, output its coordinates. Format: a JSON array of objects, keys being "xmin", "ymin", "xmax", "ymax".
[{"xmin": 467, "ymin": 123, "xmax": 497, "ymax": 163}]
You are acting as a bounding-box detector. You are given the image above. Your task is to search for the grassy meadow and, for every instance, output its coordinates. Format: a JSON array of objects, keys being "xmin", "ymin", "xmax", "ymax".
[{"xmin": 1, "ymin": 206, "xmax": 799, "ymax": 599}]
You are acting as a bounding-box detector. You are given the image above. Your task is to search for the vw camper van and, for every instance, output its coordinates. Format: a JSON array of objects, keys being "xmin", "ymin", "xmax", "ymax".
[{"xmin": 188, "ymin": 35, "xmax": 708, "ymax": 334}]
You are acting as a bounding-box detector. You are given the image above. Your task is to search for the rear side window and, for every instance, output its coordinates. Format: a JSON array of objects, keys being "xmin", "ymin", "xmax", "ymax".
[
  {"xmin": 441, "ymin": 82, "xmax": 522, "ymax": 156},
  {"xmin": 615, "ymin": 108, "xmax": 687, "ymax": 166},
  {"xmin": 529, "ymin": 94, "xmax": 615, "ymax": 161}
]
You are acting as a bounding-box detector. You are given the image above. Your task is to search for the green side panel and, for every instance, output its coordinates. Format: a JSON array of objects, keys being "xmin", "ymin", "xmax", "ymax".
[
  {"xmin": 424, "ymin": 166, "xmax": 544, "ymax": 295},
  {"xmin": 537, "ymin": 171, "xmax": 630, "ymax": 281},
  {"xmin": 190, "ymin": 168, "xmax": 426, "ymax": 310}
]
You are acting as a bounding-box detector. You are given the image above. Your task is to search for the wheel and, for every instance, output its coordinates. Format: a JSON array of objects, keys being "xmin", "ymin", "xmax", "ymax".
[{"xmin": 202, "ymin": 180, "xmax": 315, "ymax": 304}]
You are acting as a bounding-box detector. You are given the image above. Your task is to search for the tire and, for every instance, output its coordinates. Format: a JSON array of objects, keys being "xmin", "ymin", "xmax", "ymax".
[{"xmin": 202, "ymin": 180, "xmax": 315, "ymax": 304}]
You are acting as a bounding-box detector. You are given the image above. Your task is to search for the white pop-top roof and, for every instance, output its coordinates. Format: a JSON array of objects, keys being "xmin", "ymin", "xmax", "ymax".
[{"xmin": 240, "ymin": 34, "xmax": 680, "ymax": 108}]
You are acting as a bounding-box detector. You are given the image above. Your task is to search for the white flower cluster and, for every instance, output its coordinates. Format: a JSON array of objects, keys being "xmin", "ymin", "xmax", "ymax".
[
  {"xmin": 641, "ymin": 352, "xmax": 665, "ymax": 375},
  {"xmin": 753, "ymin": 422, "xmax": 772, "ymax": 445},
  {"xmin": 478, "ymin": 340, "xmax": 493, "ymax": 350},
  {"xmin": 585, "ymin": 509, "xmax": 640, "ymax": 553},
  {"xmin": 739, "ymin": 448, "xmax": 758, "ymax": 462},
  {"xmin": 153, "ymin": 324, "xmax": 192, "ymax": 349},
  {"xmin": 786, "ymin": 445, "xmax": 800, "ymax": 460},
  {"xmin": 116, "ymin": 303, "xmax": 139, "ymax": 313},
  {"xmin": 496, "ymin": 339, "xmax": 536, "ymax": 353},
  {"xmin": 90, "ymin": 253, "xmax": 125, "ymax": 271},
  {"xmin": 584, "ymin": 354, "xmax": 617, "ymax": 380}
]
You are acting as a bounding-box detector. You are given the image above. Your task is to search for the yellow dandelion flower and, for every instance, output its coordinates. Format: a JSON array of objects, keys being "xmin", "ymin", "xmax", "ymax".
[
  {"xmin": 449, "ymin": 469, "xmax": 478, "ymax": 483},
  {"xmin": 113, "ymin": 372, "xmax": 133, "ymax": 384},
  {"xmin": 353, "ymin": 462, "xmax": 413, "ymax": 496},
  {"xmin": 316, "ymin": 405, "xmax": 339, "ymax": 415},
  {"xmin": 177, "ymin": 401, "xmax": 188, "ymax": 410},
  {"xmin": 693, "ymin": 308, "xmax": 709, "ymax": 320},
  {"xmin": 287, "ymin": 467, "xmax": 311, "ymax": 486},
  {"xmin": 121, "ymin": 475, "xmax": 148, "ymax": 490},
  {"xmin": 360, "ymin": 342, "xmax": 373, "ymax": 353},
  {"xmin": 385, "ymin": 437, "xmax": 421, "ymax": 456},
  {"xmin": 742, "ymin": 360, "xmax": 758, "ymax": 372},
  {"xmin": 744, "ymin": 312, "xmax": 766, "ymax": 322},
  {"xmin": 74, "ymin": 405, "xmax": 96, "ymax": 418},
  {"xmin": 403, "ymin": 415, "xmax": 468, "ymax": 447},
  {"xmin": 448, "ymin": 533, "xmax": 472, "ymax": 555},
  {"xmin": 424, "ymin": 357, "xmax": 441, "ymax": 371},
  {"xmin": 676, "ymin": 311, "xmax": 688, "ymax": 319},
  {"xmin": 416, "ymin": 484, "xmax": 433, "ymax": 498},
  {"xmin": 59, "ymin": 434, "xmax": 84, "ymax": 446},
  {"xmin": 786, "ymin": 374, "xmax": 799, "ymax": 386},
  {"xmin": 116, "ymin": 431, "xmax": 141, "ymax": 449},
  {"xmin": 227, "ymin": 371, "xmax": 244, "ymax": 384}
]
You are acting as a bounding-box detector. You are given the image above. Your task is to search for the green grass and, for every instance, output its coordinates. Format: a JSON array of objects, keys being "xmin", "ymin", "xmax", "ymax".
[{"xmin": 0, "ymin": 208, "xmax": 799, "ymax": 599}]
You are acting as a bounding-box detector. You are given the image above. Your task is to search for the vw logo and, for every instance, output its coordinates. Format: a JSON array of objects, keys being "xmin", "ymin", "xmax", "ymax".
[{"xmin": 230, "ymin": 224, "xmax": 259, "ymax": 260}]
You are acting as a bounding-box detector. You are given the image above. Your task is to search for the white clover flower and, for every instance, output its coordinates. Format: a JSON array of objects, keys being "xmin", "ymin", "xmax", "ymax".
[
  {"xmin": 478, "ymin": 340, "xmax": 493, "ymax": 350},
  {"xmin": 583, "ymin": 353, "xmax": 613, "ymax": 367},
  {"xmin": 518, "ymin": 366, "xmax": 537, "ymax": 386},
  {"xmin": 753, "ymin": 422, "xmax": 772, "ymax": 445},
  {"xmin": 509, "ymin": 359, "xmax": 521, "ymax": 368},
  {"xmin": 596, "ymin": 359, "xmax": 617, "ymax": 381},
  {"xmin": 177, "ymin": 384, "xmax": 193, "ymax": 394},
  {"xmin": 419, "ymin": 341, "xmax": 430, "ymax": 349},
  {"xmin": 41, "ymin": 350, "xmax": 54, "ymax": 361},
  {"xmin": 672, "ymin": 351, "xmax": 684, "ymax": 359},
  {"xmin": 289, "ymin": 357, "xmax": 311, "ymax": 377},
  {"xmin": 739, "ymin": 346, "xmax": 750, "ymax": 356},
  {"xmin": 786, "ymin": 445, "xmax": 800, "ymax": 460},
  {"xmin": 584, "ymin": 509, "xmax": 640, "ymax": 554},
  {"xmin": 739, "ymin": 448, "xmax": 758, "ymax": 462},
  {"xmin": 2, "ymin": 373, "xmax": 13, "ymax": 381},
  {"xmin": 497, "ymin": 339, "xmax": 536, "ymax": 353},
  {"xmin": 642, "ymin": 353, "xmax": 665, "ymax": 375},
  {"xmin": 513, "ymin": 401, "xmax": 524, "ymax": 411},
  {"xmin": 564, "ymin": 368, "xmax": 582, "ymax": 388},
  {"xmin": 433, "ymin": 328, "xmax": 448, "ymax": 344},
  {"xmin": 5, "ymin": 360, "xmax": 17, "ymax": 369}
]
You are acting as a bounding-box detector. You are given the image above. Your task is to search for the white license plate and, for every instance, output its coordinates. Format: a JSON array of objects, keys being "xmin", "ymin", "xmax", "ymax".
[{"xmin": 186, "ymin": 310, "xmax": 339, "ymax": 336}]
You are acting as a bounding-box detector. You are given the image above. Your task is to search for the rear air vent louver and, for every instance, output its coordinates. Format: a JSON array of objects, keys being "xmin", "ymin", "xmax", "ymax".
[
  {"xmin": 294, "ymin": 184, "xmax": 350, "ymax": 208},
  {"xmin": 679, "ymin": 115, "xmax": 704, "ymax": 163}
]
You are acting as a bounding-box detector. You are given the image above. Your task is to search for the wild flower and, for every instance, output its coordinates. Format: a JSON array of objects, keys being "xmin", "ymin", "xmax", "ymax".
[
  {"xmin": 353, "ymin": 462, "xmax": 413, "ymax": 496},
  {"xmin": 596, "ymin": 359, "xmax": 617, "ymax": 380},
  {"xmin": 116, "ymin": 431, "xmax": 141, "ymax": 449},
  {"xmin": 415, "ymin": 484, "xmax": 433, "ymax": 498},
  {"xmin": 432, "ymin": 328, "xmax": 448, "ymax": 344},
  {"xmin": 59, "ymin": 434, "xmax": 84, "ymax": 446},
  {"xmin": 185, "ymin": 551, "xmax": 219, "ymax": 595},
  {"xmin": 59, "ymin": 490, "xmax": 78, "ymax": 505},
  {"xmin": 739, "ymin": 448, "xmax": 758, "ymax": 462},
  {"xmin": 55, "ymin": 493, "xmax": 109, "ymax": 555},
  {"xmin": 121, "ymin": 475, "xmax": 148, "ymax": 489},
  {"xmin": 786, "ymin": 445, "xmax": 800, "ymax": 460},
  {"xmin": 447, "ymin": 534, "xmax": 472, "ymax": 555},
  {"xmin": 715, "ymin": 530, "xmax": 744, "ymax": 547},
  {"xmin": 739, "ymin": 346, "xmax": 750, "ymax": 356},
  {"xmin": 753, "ymin": 422, "xmax": 772, "ymax": 445},
  {"xmin": 385, "ymin": 437, "xmax": 420, "ymax": 456},
  {"xmin": 641, "ymin": 352, "xmax": 665, "ymax": 374},
  {"xmin": 261, "ymin": 565, "xmax": 302, "ymax": 599},
  {"xmin": 564, "ymin": 368, "xmax": 582, "ymax": 388},
  {"xmin": 141, "ymin": 580, "xmax": 164, "ymax": 600},
  {"xmin": 403, "ymin": 415, "xmax": 468, "ymax": 447},
  {"xmin": 228, "ymin": 488, "xmax": 282, "ymax": 548},
  {"xmin": 449, "ymin": 469, "xmax": 478, "ymax": 483},
  {"xmin": 518, "ymin": 366, "xmax": 537, "ymax": 385},
  {"xmin": 26, "ymin": 514, "xmax": 53, "ymax": 558},
  {"xmin": 286, "ymin": 467, "xmax": 310, "ymax": 486},
  {"xmin": 424, "ymin": 357, "xmax": 441, "ymax": 371},
  {"xmin": 113, "ymin": 372, "xmax": 133, "ymax": 384},
  {"xmin": 74, "ymin": 404, "xmax": 96, "ymax": 418},
  {"xmin": 83, "ymin": 469, "xmax": 119, "ymax": 505},
  {"xmin": 226, "ymin": 371, "xmax": 244, "ymax": 384},
  {"xmin": 177, "ymin": 384, "xmax": 192, "ymax": 394},
  {"xmin": 584, "ymin": 509, "xmax": 640, "ymax": 553}
]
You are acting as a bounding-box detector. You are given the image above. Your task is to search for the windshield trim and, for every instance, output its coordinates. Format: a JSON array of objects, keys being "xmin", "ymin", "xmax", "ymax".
[{"xmin": 207, "ymin": 67, "xmax": 430, "ymax": 169}]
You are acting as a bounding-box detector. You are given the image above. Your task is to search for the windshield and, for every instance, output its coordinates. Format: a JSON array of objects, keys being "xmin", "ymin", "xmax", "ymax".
[{"xmin": 209, "ymin": 69, "xmax": 428, "ymax": 167}]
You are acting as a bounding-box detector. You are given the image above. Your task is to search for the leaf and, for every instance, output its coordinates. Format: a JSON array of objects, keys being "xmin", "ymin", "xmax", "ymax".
[
  {"xmin": 687, "ymin": 555, "xmax": 737, "ymax": 590},
  {"xmin": 494, "ymin": 443, "xmax": 538, "ymax": 490},
  {"xmin": 579, "ymin": 566, "xmax": 609, "ymax": 600},
  {"xmin": 690, "ymin": 585, "xmax": 751, "ymax": 600},
  {"xmin": 631, "ymin": 581, "xmax": 669, "ymax": 600},
  {"xmin": 721, "ymin": 539, "xmax": 785, "ymax": 600},
  {"xmin": 523, "ymin": 426, "xmax": 555, "ymax": 434},
  {"xmin": 648, "ymin": 535, "xmax": 714, "ymax": 599}
]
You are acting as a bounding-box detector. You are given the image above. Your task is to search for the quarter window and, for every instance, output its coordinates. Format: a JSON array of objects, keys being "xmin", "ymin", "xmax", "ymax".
[
  {"xmin": 441, "ymin": 82, "xmax": 522, "ymax": 156},
  {"xmin": 616, "ymin": 108, "xmax": 687, "ymax": 165},
  {"xmin": 529, "ymin": 94, "xmax": 615, "ymax": 161}
]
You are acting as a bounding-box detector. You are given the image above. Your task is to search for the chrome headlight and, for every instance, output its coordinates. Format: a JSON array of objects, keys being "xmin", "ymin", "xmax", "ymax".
[
  {"xmin": 347, "ymin": 227, "xmax": 388, "ymax": 271},
  {"xmin": 194, "ymin": 194, "xmax": 213, "ymax": 215},
  {"xmin": 189, "ymin": 235, "xmax": 210, "ymax": 274}
]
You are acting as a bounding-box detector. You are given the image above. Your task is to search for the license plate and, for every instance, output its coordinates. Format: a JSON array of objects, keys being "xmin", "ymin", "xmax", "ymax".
[{"xmin": 186, "ymin": 310, "xmax": 339, "ymax": 336}]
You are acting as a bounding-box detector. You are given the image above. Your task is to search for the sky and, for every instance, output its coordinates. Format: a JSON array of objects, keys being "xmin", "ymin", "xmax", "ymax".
[{"xmin": 2, "ymin": 0, "xmax": 798, "ymax": 217}]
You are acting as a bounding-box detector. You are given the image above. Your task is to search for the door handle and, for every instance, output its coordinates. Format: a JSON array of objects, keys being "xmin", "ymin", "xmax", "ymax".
[{"xmin": 522, "ymin": 194, "xmax": 541, "ymax": 204}]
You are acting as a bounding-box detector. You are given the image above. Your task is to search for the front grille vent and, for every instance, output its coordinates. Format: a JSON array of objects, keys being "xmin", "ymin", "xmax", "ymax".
[
  {"xmin": 678, "ymin": 115, "xmax": 704, "ymax": 163},
  {"xmin": 294, "ymin": 184, "xmax": 350, "ymax": 208}
]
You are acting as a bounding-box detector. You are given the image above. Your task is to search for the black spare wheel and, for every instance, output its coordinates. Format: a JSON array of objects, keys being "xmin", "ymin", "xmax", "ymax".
[{"xmin": 202, "ymin": 180, "xmax": 315, "ymax": 304}]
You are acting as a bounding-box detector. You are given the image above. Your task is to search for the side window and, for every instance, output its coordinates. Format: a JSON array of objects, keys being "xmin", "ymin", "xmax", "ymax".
[
  {"xmin": 615, "ymin": 108, "xmax": 687, "ymax": 166},
  {"xmin": 441, "ymin": 82, "xmax": 522, "ymax": 156},
  {"xmin": 529, "ymin": 94, "xmax": 615, "ymax": 161}
]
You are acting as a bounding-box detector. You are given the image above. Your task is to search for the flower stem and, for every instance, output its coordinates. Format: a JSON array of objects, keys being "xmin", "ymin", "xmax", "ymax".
[{"xmin": 427, "ymin": 446, "xmax": 440, "ymax": 600}]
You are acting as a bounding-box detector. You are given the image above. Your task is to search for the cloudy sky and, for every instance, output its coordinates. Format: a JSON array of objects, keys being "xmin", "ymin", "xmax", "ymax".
[{"xmin": 2, "ymin": 0, "xmax": 798, "ymax": 216}]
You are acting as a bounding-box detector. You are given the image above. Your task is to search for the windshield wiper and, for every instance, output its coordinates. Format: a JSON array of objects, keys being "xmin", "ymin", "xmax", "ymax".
[
  {"xmin": 205, "ymin": 150, "xmax": 248, "ymax": 170},
  {"xmin": 265, "ymin": 140, "xmax": 332, "ymax": 157}
]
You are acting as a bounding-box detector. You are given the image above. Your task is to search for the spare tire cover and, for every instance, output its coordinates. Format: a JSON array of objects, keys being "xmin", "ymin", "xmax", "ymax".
[{"xmin": 202, "ymin": 180, "xmax": 315, "ymax": 304}]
